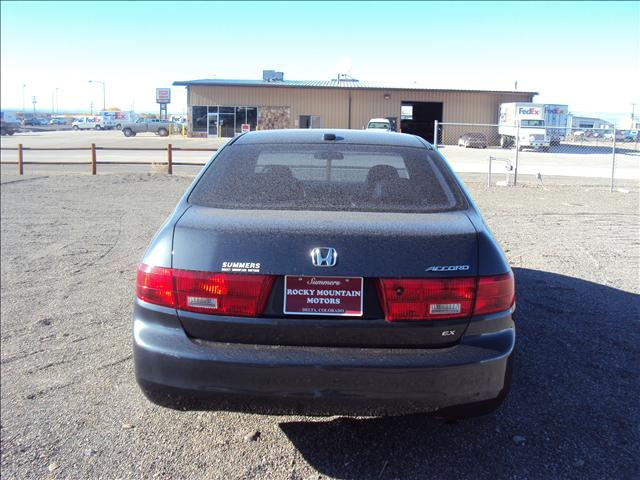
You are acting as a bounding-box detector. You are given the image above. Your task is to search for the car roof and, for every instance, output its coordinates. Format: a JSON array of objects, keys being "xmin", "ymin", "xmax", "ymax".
[
  {"xmin": 368, "ymin": 118, "xmax": 390, "ymax": 123},
  {"xmin": 234, "ymin": 129, "xmax": 428, "ymax": 148}
]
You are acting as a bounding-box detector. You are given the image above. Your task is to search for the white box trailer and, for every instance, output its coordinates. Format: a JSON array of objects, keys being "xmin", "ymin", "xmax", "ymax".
[
  {"xmin": 544, "ymin": 104, "xmax": 569, "ymax": 145},
  {"xmin": 101, "ymin": 111, "xmax": 136, "ymax": 130},
  {"xmin": 498, "ymin": 103, "xmax": 550, "ymax": 151},
  {"xmin": 72, "ymin": 112, "xmax": 137, "ymax": 131}
]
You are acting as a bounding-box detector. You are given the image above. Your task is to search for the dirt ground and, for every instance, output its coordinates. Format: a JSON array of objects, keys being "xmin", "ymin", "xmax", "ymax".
[{"xmin": 1, "ymin": 170, "xmax": 638, "ymax": 479}]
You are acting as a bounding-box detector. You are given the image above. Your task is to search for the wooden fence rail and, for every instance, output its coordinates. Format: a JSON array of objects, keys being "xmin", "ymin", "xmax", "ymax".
[{"xmin": 0, "ymin": 144, "xmax": 218, "ymax": 175}]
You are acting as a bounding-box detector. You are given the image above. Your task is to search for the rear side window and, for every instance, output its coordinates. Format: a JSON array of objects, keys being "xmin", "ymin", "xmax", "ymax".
[{"xmin": 189, "ymin": 143, "xmax": 466, "ymax": 213}]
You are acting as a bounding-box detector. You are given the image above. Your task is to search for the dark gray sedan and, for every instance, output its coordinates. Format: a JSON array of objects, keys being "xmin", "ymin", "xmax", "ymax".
[{"xmin": 133, "ymin": 129, "xmax": 515, "ymax": 418}]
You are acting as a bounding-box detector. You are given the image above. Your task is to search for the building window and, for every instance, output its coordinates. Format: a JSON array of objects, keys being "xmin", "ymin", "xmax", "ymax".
[
  {"xmin": 194, "ymin": 105, "xmax": 258, "ymax": 136},
  {"xmin": 299, "ymin": 115, "xmax": 322, "ymax": 128},
  {"xmin": 235, "ymin": 107, "xmax": 246, "ymax": 133},
  {"xmin": 192, "ymin": 106, "xmax": 207, "ymax": 132},
  {"xmin": 235, "ymin": 106, "xmax": 258, "ymax": 133},
  {"xmin": 246, "ymin": 107, "xmax": 257, "ymax": 130}
]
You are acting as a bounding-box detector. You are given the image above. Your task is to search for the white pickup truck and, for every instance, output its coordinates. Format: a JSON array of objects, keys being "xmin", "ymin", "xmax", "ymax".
[
  {"xmin": 498, "ymin": 103, "xmax": 550, "ymax": 151},
  {"xmin": 365, "ymin": 118, "xmax": 393, "ymax": 132}
]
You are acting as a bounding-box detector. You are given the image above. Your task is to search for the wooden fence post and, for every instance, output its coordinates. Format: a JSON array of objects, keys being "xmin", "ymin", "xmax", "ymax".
[
  {"xmin": 167, "ymin": 144, "xmax": 173, "ymax": 175},
  {"xmin": 91, "ymin": 143, "xmax": 96, "ymax": 175},
  {"xmin": 18, "ymin": 144, "xmax": 24, "ymax": 175}
]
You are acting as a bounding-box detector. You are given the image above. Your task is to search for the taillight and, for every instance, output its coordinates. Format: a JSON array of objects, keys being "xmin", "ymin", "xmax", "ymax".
[
  {"xmin": 377, "ymin": 272, "xmax": 515, "ymax": 321},
  {"xmin": 474, "ymin": 272, "xmax": 515, "ymax": 315},
  {"xmin": 136, "ymin": 264, "xmax": 176, "ymax": 307},
  {"xmin": 174, "ymin": 270, "xmax": 275, "ymax": 317},
  {"xmin": 136, "ymin": 264, "xmax": 274, "ymax": 317},
  {"xmin": 378, "ymin": 278, "xmax": 476, "ymax": 321}
]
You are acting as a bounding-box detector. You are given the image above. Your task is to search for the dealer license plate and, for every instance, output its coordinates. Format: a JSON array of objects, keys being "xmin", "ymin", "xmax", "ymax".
[{"xmin": 283, "ymin": 276, "xmax": 363, "ymax": 316}]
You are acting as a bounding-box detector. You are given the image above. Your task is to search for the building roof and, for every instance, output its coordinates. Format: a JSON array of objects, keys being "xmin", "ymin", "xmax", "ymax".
[{"xmin": 173, "ymin": 78, "xmax": 537, "ymax": 95}]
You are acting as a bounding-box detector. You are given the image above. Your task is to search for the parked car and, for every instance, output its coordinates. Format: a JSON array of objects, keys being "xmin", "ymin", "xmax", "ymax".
[
  {"xmin": 458, "ymin": 132, "xmax": 488, "ymax": 148},
  {"xmin": 23, "ymin": 117, "xmax": 47, "ymax": 126},
  {"xmin": 122, "ymin": 118, "xmax": 172, "ymax": 137},
  {"xmin": 49, "ymin": 118, "xmax": 68, "ymax": 125},
  {"xmin": 133, "ymin": 129, "xmax": 516, "ymax": 418},
  {"xmin": 0, "ymin": 122, "xmax": 17, "ymax": 135},
  {"xmin": 623, "ymin": 130, "xmax": 638, "ymax": 142},
  {"xmin": 1, "ymin": 111, "xmax": 20, "ymax": 135},
  {"xmin": 365, "ymin": 118, "xmax": 392, "ymax": 132}
]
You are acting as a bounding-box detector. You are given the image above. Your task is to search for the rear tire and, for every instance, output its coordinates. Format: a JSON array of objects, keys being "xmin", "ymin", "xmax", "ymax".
[
  {"xmin": 123, "ymin": 128, "xmax": 134, "ymax": 137},
  {"xmin": 95, "ymin": 125, "xmax": 102, "ymax": 130},
  {"xmin": 72, "ymin": 125, "xmax": 79, "ymax": 131},
  {"xmin": 116, "ymin": 123, "xmax": 122, "ymax": 130},
  {"xmin": 158, "ymin": 128, "xmax": 168, "ymax": 137}
]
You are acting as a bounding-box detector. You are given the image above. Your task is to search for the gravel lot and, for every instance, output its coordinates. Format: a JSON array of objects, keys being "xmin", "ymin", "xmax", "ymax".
[{"xmin": 1, "ymin": 171, "xmax": 639, "ymax": 479}]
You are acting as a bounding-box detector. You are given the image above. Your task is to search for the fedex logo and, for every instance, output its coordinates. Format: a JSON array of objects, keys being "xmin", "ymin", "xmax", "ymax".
[{"xmin": 519, "ymin": 107, "xmax": 540, "ymax": 115}]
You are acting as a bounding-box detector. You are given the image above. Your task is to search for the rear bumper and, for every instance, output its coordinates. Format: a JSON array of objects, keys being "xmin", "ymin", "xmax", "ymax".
[{"xmin": 133, "ymin": 304, "xmax": 515, "ymax": 416}]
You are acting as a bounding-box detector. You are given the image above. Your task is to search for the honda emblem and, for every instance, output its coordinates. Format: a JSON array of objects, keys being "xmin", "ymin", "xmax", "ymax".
[{"xmin": 311, "ymin": 247, "xmax": 337, "ymax": 267}]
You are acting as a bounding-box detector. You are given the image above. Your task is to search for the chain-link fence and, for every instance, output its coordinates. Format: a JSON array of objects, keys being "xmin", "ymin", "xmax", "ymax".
[{"xmin": 434, "ymin": 122, "xmax": 639, "ymax": 191}]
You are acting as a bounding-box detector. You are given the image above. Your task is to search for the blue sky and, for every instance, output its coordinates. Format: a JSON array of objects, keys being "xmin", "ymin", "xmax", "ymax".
[{"xmin": 1, "ymin": 1, "xmax": 638, "ymax": 121}]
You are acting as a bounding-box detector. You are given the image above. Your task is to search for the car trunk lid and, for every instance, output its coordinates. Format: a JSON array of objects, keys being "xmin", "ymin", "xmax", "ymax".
[{"xmin": 171, "ymin": 206, "xmax": 478, "ymax": 348}]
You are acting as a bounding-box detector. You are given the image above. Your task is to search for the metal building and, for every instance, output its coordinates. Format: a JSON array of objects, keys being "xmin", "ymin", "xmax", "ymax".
[{"xmin": 173, "ymin": 72, "xmax": 536, "ymax": 142}]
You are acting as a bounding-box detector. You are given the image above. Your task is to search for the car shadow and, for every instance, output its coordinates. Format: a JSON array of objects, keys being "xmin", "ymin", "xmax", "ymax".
[{"xmin": 279, "ymin": 268, "xmax": 640, "ymax": 479}]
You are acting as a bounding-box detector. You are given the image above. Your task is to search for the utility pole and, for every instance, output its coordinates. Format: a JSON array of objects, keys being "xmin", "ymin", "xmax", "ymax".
[
  {"xmin": 55, "ymin": 88, "xmax": 60, "ymax": 114},
  {"xmin": 90, "ymin": 101, "xmax": 94, "ymax": 115},
  {"xmin": 89, "ymin": 80, "xmax": 106, "ymax": 112},
  {"xmin": 32, "ymin": 96, "xmax": 37, "ymax": 115},
  {"xmin": 631, "ymin": 103, "xmax": 637, "ymax": 129},
  {"xmin": 22, "ymin": 84, "xmax": 26, "ymax": 114}
]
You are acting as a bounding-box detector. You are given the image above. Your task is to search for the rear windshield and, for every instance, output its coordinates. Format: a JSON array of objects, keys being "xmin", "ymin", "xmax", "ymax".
[
  {"xmin": 367, "ymin": 122, "xmax": 390, "ymax": 129},
  {"xmin": 189, "ymin": 143, "xmax": 467, "ymax": 213}
]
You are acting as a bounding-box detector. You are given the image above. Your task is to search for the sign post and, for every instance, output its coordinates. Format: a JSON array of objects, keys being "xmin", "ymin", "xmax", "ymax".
[{"xmin": 156, "ymin": 88, "xmax": 171, "ymax": 120}]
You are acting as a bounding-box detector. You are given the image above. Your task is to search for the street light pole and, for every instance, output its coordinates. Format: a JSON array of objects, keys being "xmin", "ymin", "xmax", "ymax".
[
  {"xmin": 22, "ymin": 84, "xmax": 26, "ymax": 114},
  {"xmin": 89, "ymin": 80, "xmax": 106, "ymax": 112},
  {"xmin": 631, "ymin": 103, "xmax": 637, "ymax": 129}
]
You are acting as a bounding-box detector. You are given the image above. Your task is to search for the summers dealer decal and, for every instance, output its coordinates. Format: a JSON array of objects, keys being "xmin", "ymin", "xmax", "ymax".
[{"xmin": 221, "ymin": 261, "xmax": 261, "ymax": 273}]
